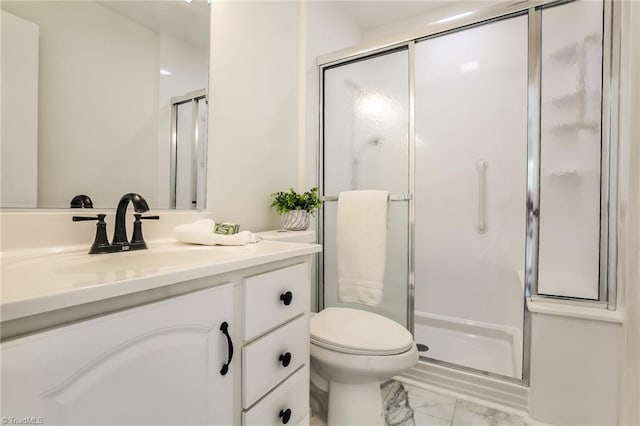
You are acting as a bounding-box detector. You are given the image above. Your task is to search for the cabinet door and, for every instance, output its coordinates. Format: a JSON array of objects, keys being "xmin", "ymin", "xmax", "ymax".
[{"xmin": 1, "ymin": 284, "xmax": 234, "ymax": 425}]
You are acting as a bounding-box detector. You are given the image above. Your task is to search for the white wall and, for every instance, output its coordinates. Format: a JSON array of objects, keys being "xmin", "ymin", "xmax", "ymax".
[
  {"xmin": 302, "ymin": 2, "xmax": 362, "ymax": 311},
  {"xmin": 619, "ymin": 1, "xmax": 640, "ymax": 424},
  {"xmin": 360, "ymin": 2, "xmax": 499, "ymax": 43},
  {"xmin": 208, "ymin": 1, "xmax": 301, "ymax": 231},
  {"xmin": 303, "ymin": 2, "xmax": 362, "ymax": 190},
  {"xmin": 0, "ymin": 11, "xmax": 39, "ymax": 208},
  {"xmin": 529, "ymin": 313, "xmax": 622, "ymax": 426}
]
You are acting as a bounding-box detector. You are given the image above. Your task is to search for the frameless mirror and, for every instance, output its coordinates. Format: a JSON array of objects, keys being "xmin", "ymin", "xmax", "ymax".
[{"xmin": 0, "ymin": 0, "xmax": 209, "ymax": 210}]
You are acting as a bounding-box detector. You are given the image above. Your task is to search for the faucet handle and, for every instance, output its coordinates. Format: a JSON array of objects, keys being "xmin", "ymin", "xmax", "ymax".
[
  {"xmin": 72, "ymin": 214, "xmax": 111, "ymax": 254},
  {"xmin": 136, "ymin": 215, "xmax": 160, "ymax": 221},
  {"xmin": 131, "ymin": 214, "xmax": 160, "ymax": 248},
  {"xmin": 72, "ymin": 214, "xmax": 106, "ymax": 222}
]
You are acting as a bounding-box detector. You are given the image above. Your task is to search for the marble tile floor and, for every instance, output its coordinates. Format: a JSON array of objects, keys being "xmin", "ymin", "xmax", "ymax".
[{"xmin": 310, "ymin": 379, "xmax": 527, "ymax": 426}]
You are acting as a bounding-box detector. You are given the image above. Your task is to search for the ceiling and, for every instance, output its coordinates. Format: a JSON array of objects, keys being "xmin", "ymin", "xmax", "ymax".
[
  {"xmin": 328, "ymin": 1, "xmax": 453, "ymax": 31},
  {"xmin": 97, "ymin": 0, "xmax": 209, "ymax": 50},
  {"xmin": 97, "ymin": 0, "xmax": 504, "ymax": 52}
]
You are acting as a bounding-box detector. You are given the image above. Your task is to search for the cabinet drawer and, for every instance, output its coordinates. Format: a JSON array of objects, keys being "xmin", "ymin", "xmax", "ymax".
[
  {"xmin": 242, "ymin": 314, "xmax": 309, "ymax": 408},
  {"xmin": 243, "ymin": 263, "xmax": 309, "ymax": 341},
  {"xmin": 243, "ymin": 365, "xmax": 309, "ymax": 426}
]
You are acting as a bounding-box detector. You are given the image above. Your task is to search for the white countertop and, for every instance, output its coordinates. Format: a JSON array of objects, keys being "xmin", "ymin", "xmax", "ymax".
[{"xmin": 1, "ymin": 239, "xmax": 321, "ymax": 322}]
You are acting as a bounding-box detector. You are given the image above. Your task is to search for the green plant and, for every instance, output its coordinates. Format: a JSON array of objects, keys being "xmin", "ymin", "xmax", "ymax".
[{"xmin": 270, "ymin": 187, "xmax": 323, "ymax": 216}]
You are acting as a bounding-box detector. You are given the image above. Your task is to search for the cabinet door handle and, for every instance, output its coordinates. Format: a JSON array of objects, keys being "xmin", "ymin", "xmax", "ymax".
[
  {"xmin": 279, "ymin": 352, "xmax": 292, "ymax": 367},
  {"xmin": 279, "ymin": 408, "xmax": 292, "ymax": 424},
  {"xmin": 280, "ymin": 291, "xmax": 293, "ymax": 306},
  {"xmin": 220, "ymin": 321, "xmax": 233, "ymax": 376}
]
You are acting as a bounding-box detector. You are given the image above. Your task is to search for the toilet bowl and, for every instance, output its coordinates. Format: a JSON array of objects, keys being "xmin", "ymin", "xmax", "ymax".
[{"xmin": 310, "ymin": 307, "xmax": 419, "ymax": 426}]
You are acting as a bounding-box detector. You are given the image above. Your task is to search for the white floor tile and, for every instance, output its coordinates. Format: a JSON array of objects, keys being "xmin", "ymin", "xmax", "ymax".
[
  {"xmin": 451, "ymin": 400, "xmax": 525, "ymax": 426},
  {"xmin": 414, "ymin": 410, "xmax": 453, "ymax": 426},
  {"xmin": 310, "ymin": 415, "xmax": 326, "ymax": 426},
  {"xmin": 403, "ymin": 383, "xmax": 457, "ymax": 421}
]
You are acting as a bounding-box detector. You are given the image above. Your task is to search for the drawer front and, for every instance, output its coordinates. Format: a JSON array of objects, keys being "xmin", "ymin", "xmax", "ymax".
[
  {"xmin": 242, "ymin": 314, "xmax": 309, "ymax": 408},
  {"xmin": 243, "ymin": 365, "xmax": 309, "ymax": 426},
  {"xmin": 243, "ymin": 263, "xmax": 309, "ymax": 341}
]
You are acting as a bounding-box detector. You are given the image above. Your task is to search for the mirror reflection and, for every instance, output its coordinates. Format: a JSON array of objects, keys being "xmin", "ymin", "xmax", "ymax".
[{"xmin": 0, "ymin": 0, "xmax": 209, "ymax": 210}]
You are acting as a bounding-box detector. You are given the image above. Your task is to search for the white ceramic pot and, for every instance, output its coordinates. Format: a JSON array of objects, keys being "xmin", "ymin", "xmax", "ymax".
[{"xmin": 281, "ymin": 210, "xmax": 310, "ymax": 231}]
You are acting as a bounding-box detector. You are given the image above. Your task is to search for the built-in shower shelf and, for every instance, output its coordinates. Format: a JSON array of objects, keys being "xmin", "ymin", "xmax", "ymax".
[
  {"xmin": 545, "ymin": 170, "xmax": 580, "ymax": 179},
  {"xmin": 549, "ymin": 89, "xmax": 601, "ymax": 108},
  {"xmin": 549, "ymin": 89, "xmax": 585, "ymax": 107},
  {"xmin": 543, "ymin": 169, "xmax": 600, "ymax": 180},
  {"xmin": 549, "ymin": 121, "xmax": 599, "ymax": 134}
]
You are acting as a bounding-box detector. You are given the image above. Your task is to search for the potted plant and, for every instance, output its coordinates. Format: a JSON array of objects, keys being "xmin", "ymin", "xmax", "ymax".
[{"xmin": 270, "ymin": 187, "xmax": 323, "ymax": 231}]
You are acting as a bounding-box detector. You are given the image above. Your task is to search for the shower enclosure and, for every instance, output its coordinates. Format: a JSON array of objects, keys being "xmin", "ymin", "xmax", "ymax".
[
  {"xmin": 319, "ymin": 0, "xmax": 614, "ymax": 385},
  {"xmin": 170, "ymin": 89, "xmax": 208, "ymax": 210}
]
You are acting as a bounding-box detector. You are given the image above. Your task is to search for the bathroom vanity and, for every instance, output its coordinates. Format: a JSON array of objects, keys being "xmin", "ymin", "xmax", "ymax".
[{"xmin": 0, "ymin": 240, "xmax": 320, "ymax": 425}]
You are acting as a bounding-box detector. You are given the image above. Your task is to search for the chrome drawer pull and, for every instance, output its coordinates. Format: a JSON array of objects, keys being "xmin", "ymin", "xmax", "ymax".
[
  {"xmin": 280, "ymin": 291, "xmax": 293, "ymax": 306},
  {"xmin": 279, "ymin": 352, "xmax": 292, "ymax": 367},
  {"xmin": 279, "ymin": 408, "xmax": 292, "ymax": 424}
]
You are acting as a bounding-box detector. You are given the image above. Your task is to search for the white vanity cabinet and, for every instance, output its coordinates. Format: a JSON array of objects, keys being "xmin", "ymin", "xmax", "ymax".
[
  {"xmin": 1, "ymin": 253, "xmax": 316, "ymax": 426},
  {"xmin": 1, "ymin": 283, "xmax": 235, "ymax": 425}
]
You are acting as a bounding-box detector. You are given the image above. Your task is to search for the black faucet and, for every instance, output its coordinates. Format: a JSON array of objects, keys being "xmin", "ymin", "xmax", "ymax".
[
  {"xmin": 112, "ymin": 193, "xmax": 150, "ymax": 247},
  {"xmin": 73, "ymin": 193, "xmax": 159, "ymax": 254}
]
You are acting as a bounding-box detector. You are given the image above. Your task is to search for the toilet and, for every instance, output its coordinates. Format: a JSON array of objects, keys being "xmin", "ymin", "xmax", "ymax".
[
  {"xmin": 310, "ymin": 307, "xmax": 418, "ymax": 426},
  {"xmin": 258, "ymin": 230, "xmax": 418, "ymax": 424}
]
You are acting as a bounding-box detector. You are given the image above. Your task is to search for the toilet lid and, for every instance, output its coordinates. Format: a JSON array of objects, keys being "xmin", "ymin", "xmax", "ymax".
[{"xmin": 310, "ymin": 307, "xmax": 414, "ymax": 356}]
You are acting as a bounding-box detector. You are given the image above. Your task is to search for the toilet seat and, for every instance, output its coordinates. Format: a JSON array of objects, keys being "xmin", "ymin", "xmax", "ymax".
[{"xmin": 310, "ymin": 307, "xmax": 414, "ymax": 356}]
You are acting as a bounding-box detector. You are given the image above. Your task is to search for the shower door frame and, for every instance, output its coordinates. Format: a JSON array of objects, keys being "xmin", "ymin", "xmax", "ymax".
[{"xmin": 317, "ymin": 0, "xmax": 620, "ymax": 387}]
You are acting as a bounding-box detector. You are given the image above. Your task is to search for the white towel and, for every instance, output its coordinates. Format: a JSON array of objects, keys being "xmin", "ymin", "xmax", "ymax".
[
  {"xmin": 173, "ymin": 219, "xmax": 258, "ymax": 246},
  {"xmin": 336, "ymin": 190, "xmax": 389, "ymax": 306}
]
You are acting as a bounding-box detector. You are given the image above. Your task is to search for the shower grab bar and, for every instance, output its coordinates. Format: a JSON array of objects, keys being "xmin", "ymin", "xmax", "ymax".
[
  {"xmin": 476, "ymin": 159, "xmax": 488, "ymax": 234},
  {"xmin": 322, "ymin": 194, "xmax": 413, "ymax": 202}
]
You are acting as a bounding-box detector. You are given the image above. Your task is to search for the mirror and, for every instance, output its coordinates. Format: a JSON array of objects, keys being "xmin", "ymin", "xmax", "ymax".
[{"xmin": 0, "ymin": 0, "xmax": 209, "ymax": 210}]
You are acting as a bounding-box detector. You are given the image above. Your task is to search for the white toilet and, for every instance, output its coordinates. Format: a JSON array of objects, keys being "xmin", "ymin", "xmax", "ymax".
[
  {"xmin": 258, "ymin": 230, "xmax": 417, "ymax": 424},
  {"xmin": 310, "ymin": 307, "xmax": 418, "ymax": 426}
]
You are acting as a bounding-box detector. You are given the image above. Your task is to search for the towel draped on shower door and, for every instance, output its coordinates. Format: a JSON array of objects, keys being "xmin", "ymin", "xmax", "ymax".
[{"xmin": 336, "ymin": 190, "xmax": 389, "ymax": 306}]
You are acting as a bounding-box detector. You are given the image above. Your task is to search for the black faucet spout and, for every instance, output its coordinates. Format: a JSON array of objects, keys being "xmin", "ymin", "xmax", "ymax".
[{"xmin": 112, "ymin": 193, "xmax": 149, "ymax": 246}]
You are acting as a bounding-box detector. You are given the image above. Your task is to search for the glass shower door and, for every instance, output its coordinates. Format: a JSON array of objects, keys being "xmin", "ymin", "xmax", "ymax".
[
  {"xmin": 322, "ymin": 49, "xmax": 410, "ymax": 327},
  {"xmin": 172, "ymin": 92, "xmax": 207, "ymax": 210},
  {"xmin": 414, "ymin": 16, "xmax": 528, "ymax": 378}
]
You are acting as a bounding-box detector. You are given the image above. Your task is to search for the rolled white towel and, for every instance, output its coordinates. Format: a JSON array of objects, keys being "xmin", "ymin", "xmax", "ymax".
[
  {"xmin": 173, "ymin": 220, "xmax": 259, "ymax": 246},
  {"xmin": 191, "ymin": 218, "xmax": 216, "ymax": 232}
]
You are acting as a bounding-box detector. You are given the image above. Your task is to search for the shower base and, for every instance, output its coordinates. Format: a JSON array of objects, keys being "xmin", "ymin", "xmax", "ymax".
[{"xmin": 413, "ymin": 311, "xmax": 522, "ymax": 378}]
